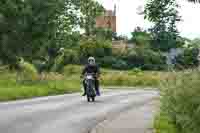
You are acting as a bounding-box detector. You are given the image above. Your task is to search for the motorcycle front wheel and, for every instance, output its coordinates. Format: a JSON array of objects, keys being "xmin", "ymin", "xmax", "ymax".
[
  {"xmin": 87, "ymin": 96, "xmax": 90, "ymax": 102},
  {"xmin": 92, "ymin": 97, "xmax": 95, "ymax": 102}
]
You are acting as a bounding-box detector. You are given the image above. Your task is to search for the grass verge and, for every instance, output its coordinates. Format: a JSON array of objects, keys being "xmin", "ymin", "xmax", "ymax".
[
  {"xmin": 154, "ymin": 113, "xmax": 177, "ymax": 133},
  {"xmin": 0, "ymin": 65, "xmax": 165, "ymax": 101},
  {"xmin": 155, "ymin": 70, "xmax": 200, "ymax": 133}
]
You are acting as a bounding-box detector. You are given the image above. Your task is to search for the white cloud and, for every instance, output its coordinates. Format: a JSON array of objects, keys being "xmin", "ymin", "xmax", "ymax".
[{"xmin": 97, "ymin": 0, "xmax": 200, "ymax": 39}]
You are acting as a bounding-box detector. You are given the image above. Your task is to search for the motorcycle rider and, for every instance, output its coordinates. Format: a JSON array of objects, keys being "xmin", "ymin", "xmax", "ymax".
[{"xmin": 81, "ymin": 57, "xmax": 100, "ymax": 96}]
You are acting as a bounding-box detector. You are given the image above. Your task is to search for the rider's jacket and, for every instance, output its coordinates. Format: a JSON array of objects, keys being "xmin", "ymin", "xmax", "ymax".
[{"xmin": 82, "ymin": 64, "xmax": 100, "ymax": 77}]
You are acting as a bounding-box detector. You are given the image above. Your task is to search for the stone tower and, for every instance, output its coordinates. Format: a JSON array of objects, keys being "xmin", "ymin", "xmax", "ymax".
[{"xmin": 95, "ymin": 5, "xmax": 117, "ymax": 33}]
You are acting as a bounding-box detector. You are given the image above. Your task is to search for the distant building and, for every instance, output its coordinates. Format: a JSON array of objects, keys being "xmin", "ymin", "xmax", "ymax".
[{"xmin": 95, "ymin": 6, "xmax": 117, "ymax": 33}]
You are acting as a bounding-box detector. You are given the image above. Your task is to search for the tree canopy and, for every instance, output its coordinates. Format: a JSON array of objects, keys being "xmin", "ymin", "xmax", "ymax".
[
  {"xmin": 0, "ymin": 0, "xmax": 104, "ymax": 64},
  {"xmin": 144, "ymin": 0, "xmax": 181, "ymax": 51}
]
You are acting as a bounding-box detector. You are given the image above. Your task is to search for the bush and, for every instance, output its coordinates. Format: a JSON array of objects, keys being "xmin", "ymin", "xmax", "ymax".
[
  {"xmin": 79, "ymin": 38, "xmax": 112, "ymax": 60},
  {"xmin": 63, "ymin": 49, "xmax": 80, "ymax": 64},
  {"xmin": 160, "ymin": 70, "xmax": 200, "ymax": 133},
  {"xmin": 130, "ymin": 68, "xmax": 143, "ymax": 75},
  {"xmin": 154, "ymin": 113, "xmax": 178, "ymax": 133},
  {"xmin": 64, "ymin": 65, "xmax": 82, "ymax": 75},
  {"xmin": 51, "ymin": 49, "xmax": 80, "ymax": 73},
  {"xmin": 98, "ymin": 56, "xmax": 117, "ymax": 68},
  {"xmin": 17, "ymin": 60, "xmax": 38, "ymax": 82},
  {"xmin": 175, "ymin": 48, "xmax": 199, "ymax": 69},
  {"xmin": 112, "ymin": 59, "xmax": 129, "ymax": 70},
  {"xmin": 51, "ymin": 53, "xmax": 65, "ymax": 73},
  {"xmin": 125, "ymin": 48, "xmax": 166, "ymax": 70}
]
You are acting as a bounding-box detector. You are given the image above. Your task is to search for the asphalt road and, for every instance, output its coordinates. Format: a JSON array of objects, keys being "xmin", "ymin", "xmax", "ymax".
[{"xmin": 0, "ymin": 89, "xmax": 158, "ymax": 133}]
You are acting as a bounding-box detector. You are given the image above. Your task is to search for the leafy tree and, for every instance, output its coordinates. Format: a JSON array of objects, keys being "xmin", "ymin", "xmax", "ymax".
[
  {"xmin": 130, "ymin": 27, "xmax": 152, "ymax": 48},
  {"xmin": 0, "ymin": 0, "xmax": 80, "ymax": 64},
  {"xmin": 76, "ymin": 0, "xmax": 104, "ymax": 36},
  {"xmin": 189, "ymin": 38, "xmax": 200, "ymax": 48},
  {"xmin": 144, "ymin": 0, "xmax": 181, "ymax": 51},
  {"xmin": 175, "ymin": 48, "xmax": 199, "ymax": 69},
  {"xmin": 93, "ymin": 28, "xmax": 113, "ymax": 40},
  {"xmin": 79, "ymin": 37, "xmax": 112, "ymax": 61}
]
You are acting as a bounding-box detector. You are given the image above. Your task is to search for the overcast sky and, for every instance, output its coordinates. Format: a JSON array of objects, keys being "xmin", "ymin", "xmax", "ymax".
[{"xmin": 97, "ymin": 0, "xmax": 200, "ymax": 39}]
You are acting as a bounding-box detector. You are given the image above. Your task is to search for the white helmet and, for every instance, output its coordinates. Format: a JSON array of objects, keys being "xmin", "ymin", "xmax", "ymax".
[{"xmin": 88, "ymin": 57, "xmax": 95, "ymax": 65}]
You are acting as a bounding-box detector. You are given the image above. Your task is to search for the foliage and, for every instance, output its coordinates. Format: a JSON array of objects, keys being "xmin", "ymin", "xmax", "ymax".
[
  {"xmin": 187, "ymin": 0, "xmax": 200, "ymax": 3},
  {"xmin": 188, "ymin": 38, "xmax": 200, "ymax": 48},
  {"xmin": 98, "ymin": 56, "xmax": 117, "ymax": 68},
  {"xmin": 79, "ymin": 38, "xmax": 112, "ymax": 61},
  {"xmin": 160, "ymin": 71, "xmax": 200, "ymax": 133},
  {"xmin": 0, "ymin": 0, "xmax": 104, "ymax": 66},
  {"xmin": 0, "ymin": 0, "xmax": 68, "ymax": 63},
  {"xmin": 144, "ymin": 0, "xmax": 181, "ymax": 51},
  {"xmin": 51, "ymin": 48, "xmax": 80, "ymax": 73},
  {"xmin": 0, "ymin": 64, "xmax": 167, "ymax": 101},
  {"xmin": 112, "ymin": 59, "xmax": 128, "ymax": 70},
  {"xmin": 154, "ymin": 113, "xmax": 178, "ymax": 133},
  {"xmin": 76, "ymin": 0, "xmax": 104, "ymax": 36},
  {"xmin": 124, "ymin": 48, "xmax": 166, "ymax": 70},
  {"xmin": 93, "ymin": 28, "xmax": 113, "ymax": 40},
  {"xmin": 17, "ymin": 59, "xmax": 38, "ymax": 82},
  {"xmin": 63, "ymin": 49, "xmax": 80, "ymax": 64},
  {"xmin": 175, "ymin": 48, "xmax": 199, "ymax": 69},
  {"xmin": 0, "ymin": 71, "xmax": 80, "ymax": 101},
  {"xmin": 130, "ymin": 27, "xmax": 152, "ymax": 48}
]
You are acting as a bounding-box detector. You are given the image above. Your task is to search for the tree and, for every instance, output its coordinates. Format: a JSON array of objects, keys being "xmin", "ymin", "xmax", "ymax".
[
  {"xmin": 188, "ymin": 0, "xmax": 200, "ymax": 3},
  {"xmin": 93, "ymin": 28, "xmax": 113, "ymax": 40},
  {"xmin": 0, "ymin": 0, "xmax": 86, "ymax": 64},
  {"xmin": 76, "ymin": 0, "xmax": 104, "ymax": 36},
  {"xmin": 0, "ymin": 0, "xmax": 78, "ymax": 64},
  {"xmin": 130, "ymin": 27, "xmax": 152, "ymax": 48},
  {"xmin": 144, "ymin": 0, "xmax": 181, "ymax": 51}
]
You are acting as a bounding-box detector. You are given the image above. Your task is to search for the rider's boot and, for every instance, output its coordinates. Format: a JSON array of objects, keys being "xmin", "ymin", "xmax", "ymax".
[
  {"xmin": 82, "ymin": 81, "xmax": 87, "ymax": 96},
  {"xmin": 95, "ymin": 80, "xmax": 100, "ymax": 96}
]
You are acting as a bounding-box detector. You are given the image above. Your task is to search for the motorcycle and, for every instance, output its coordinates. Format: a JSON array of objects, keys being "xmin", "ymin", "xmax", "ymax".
[{"xmin": 84, "ymin": 73, "xmax": 96, "ymax": 102}]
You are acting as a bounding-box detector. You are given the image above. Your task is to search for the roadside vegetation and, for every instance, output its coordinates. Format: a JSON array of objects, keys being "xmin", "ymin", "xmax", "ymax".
[
  {"xmin": 1, "ymin": 0, "xmax": 200, "ymax": 132},
  {"xmin": 0, "ymin": 65, "xmax": 166, "ymax": 101},
  {"xmin": 155, "ymin": 70, "xmax": 200, "ymax": 133}
]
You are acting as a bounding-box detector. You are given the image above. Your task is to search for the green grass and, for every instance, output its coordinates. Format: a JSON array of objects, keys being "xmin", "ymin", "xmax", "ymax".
[
  {"xmin": 154, "ymin": 113, "xmax": 177, "ymax": 133},
  {"xmin": 0, "ymin": 65, "xmax": 166, "ymax": 101},
  {"xmin": 155, "ymin": 70, "xmax": 200, "ymax": 133}
]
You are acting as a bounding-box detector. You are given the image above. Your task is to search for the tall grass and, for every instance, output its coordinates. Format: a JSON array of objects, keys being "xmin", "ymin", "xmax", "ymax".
[
  {"xmin": 0, "ymin": 69, "xmax": 80, "ymax": 101},
  {"xmin": 0, "ymin": 65, "xmax": 164, "ymax": 101},
  {"xmin": 157, "ymin": 70, "xmax": 200, "ymax": 133},
  {"xmin": 17, "ymin": 61, "xmax": 39, "ymax": 82}
]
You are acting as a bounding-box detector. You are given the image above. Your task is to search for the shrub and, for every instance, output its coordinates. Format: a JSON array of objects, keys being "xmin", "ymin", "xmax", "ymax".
[
  {"xmin": 64, "ymin": 65, "xmax": 82, "ymax": 75},
  {"xmin": 17, "ymin": 60, "xmax": 38, "ymax": 82},
  {"xmin": 51, "ymin": 49, "xmax": 80, "ymax": 73},
  {"xmin": 112, "ymin": 59, "xmax": 129, "ymax": 70},
  {"xmin": 98, "ymin": 56, "xmax": 117, "ymax": 68},
  {"xmin": 51, "ymin": 53, "xmax": 65, "ymax": 73},
  {"xmin": 63, "ymin": 49, "xmax": 80, "ymax": 64},
  {"xmin": 160, "ymin": 70, "xmax": 200, "ymax": 133},
  {"xmin": 130, "ymin": 68, "xmax": 143, "ymax": 75},
  {"xmin": 154, "ymin": 113, "xmax": 178, "ymax": 133},
  {"xmin": 79, "ymin": 38, "xmax": 112, "ymax": 60},
  {"xmin": 175, "ymin": 48, "xmax": 199, "ymax": 69},
  {"xmin": 125, "ymin": 48, "xmax": 166, "ymax": 70}
]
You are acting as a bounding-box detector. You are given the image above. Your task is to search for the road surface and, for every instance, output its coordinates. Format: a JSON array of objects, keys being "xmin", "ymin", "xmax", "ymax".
[{"xmin": 0, "ymin": 89, "xmax": 158, "ymax": 133}]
